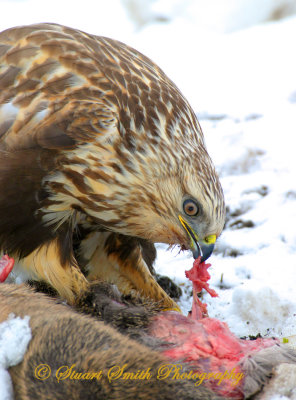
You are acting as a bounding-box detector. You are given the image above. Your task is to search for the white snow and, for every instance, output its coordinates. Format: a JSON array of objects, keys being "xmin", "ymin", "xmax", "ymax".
[
  {"xmin": 1, "ymin": 0, "xmax": 296, "ymax": 396},
  {"xmin": 269, "ymin": 397, "xmax": 290, "ymax": 400},
  {"xmin": 0, "ymin": 315, "xmax": 32, "ymax": 400}
]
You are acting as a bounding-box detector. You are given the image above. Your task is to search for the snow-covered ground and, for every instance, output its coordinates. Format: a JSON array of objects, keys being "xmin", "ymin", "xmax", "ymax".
[
  {"xmin": 1, "ymin": 0, "xmax": 296, "ymax": 397},
  {"xmin": 0, "ymin": 315, "xmax": 31, "ymax": 400}
]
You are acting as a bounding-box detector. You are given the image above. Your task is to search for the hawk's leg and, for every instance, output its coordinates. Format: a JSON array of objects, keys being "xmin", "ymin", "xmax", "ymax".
[
  {"xmin": 79, "ymin": 232, "xmax": 181, "ymax": 312},
  {"xmin": 13, "ymin": 238, "xmax": 89, "ymax": 305}
]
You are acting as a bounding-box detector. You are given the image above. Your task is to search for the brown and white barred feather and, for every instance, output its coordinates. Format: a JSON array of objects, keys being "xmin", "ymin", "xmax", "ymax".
[{"xmin": 0, "ymin": 23, "xmax": 225, "ymax": 307}]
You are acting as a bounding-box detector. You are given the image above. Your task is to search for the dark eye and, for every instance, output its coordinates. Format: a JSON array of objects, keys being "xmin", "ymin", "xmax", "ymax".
[{"xmin": 183, "ymin": 199, "xmax": 199, "ymax": 216}]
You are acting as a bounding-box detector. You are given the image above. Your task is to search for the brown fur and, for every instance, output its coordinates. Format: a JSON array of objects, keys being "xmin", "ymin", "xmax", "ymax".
[{"xmin": 1, "ymin": 284, "xmax": 224, "ymax": 400}]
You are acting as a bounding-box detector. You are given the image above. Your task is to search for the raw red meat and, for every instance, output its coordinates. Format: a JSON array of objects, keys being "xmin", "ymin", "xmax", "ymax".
[
  {"xmin": 0, "ymin": 254, "xmax": 14, "ymax": 282},
  {"xmin": 150, "ymin": 310, "xmax": 277, "ymax": 398},
  {"xmin": 185, "ymin": 256, "xmax": 218, "ymax": 319},
  {"xmin": 149, "ymin": 257, "xmax": 279, "ymax": 398}
]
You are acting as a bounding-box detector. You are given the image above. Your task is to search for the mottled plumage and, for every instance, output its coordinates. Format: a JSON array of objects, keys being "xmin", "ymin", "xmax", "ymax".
[{"xmin": 0, "ymin": 23, "xmax": 225, "ymax": 309}]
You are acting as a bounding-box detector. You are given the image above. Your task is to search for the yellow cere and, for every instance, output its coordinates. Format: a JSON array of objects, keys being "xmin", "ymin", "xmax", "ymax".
[{"xmin": 205, "ymin": 235, "xmax": 216, "ymax": 245}]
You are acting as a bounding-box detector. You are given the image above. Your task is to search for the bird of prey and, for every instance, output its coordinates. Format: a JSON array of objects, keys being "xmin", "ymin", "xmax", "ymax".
[{"xmin": 0, "ymin": 23, "xmax": 225, "ymax": 311}]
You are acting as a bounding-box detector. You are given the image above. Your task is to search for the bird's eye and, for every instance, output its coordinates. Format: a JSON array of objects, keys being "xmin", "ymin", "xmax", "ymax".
[{"xmin": 183, "ymin": 199, "xmax": 199, "ymax": 216}]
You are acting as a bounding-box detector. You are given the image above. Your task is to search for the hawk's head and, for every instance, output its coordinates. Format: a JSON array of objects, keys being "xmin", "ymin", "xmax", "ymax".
[
  {"xmin": 69, "ymin": 92, "xmax": 226, "ymax": 262},
  {"xmin": 100, "ymin": 128, "xmax": 226, "ymax": 262}
]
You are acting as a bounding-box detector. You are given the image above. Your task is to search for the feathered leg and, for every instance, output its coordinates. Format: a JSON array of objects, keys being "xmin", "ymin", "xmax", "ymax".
[
  {"xmin": 12, "ymin": 238, "xmax": 89, "ymax": 305},
  {"xmin": 79, "ymin": 231, "xmax": 181, "ymax": 312}
]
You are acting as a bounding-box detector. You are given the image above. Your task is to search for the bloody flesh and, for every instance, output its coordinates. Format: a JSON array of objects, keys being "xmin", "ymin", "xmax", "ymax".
[
  {"xmin": 185, "ymin": 256, "xmax": 218, "ymax": 319},
  {"xmin": 0, "ymin": 254, "xmax": 14, "ymax": 282},
  {"xmin": 150, "ymin": 257, "xmax": 279, "ymax": 399}
]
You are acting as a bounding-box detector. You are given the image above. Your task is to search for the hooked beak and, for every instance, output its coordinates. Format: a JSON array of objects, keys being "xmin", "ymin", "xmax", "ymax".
[{"xmin": 178, "ymin": 215, "xmax": 216, "ymax": 262}]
